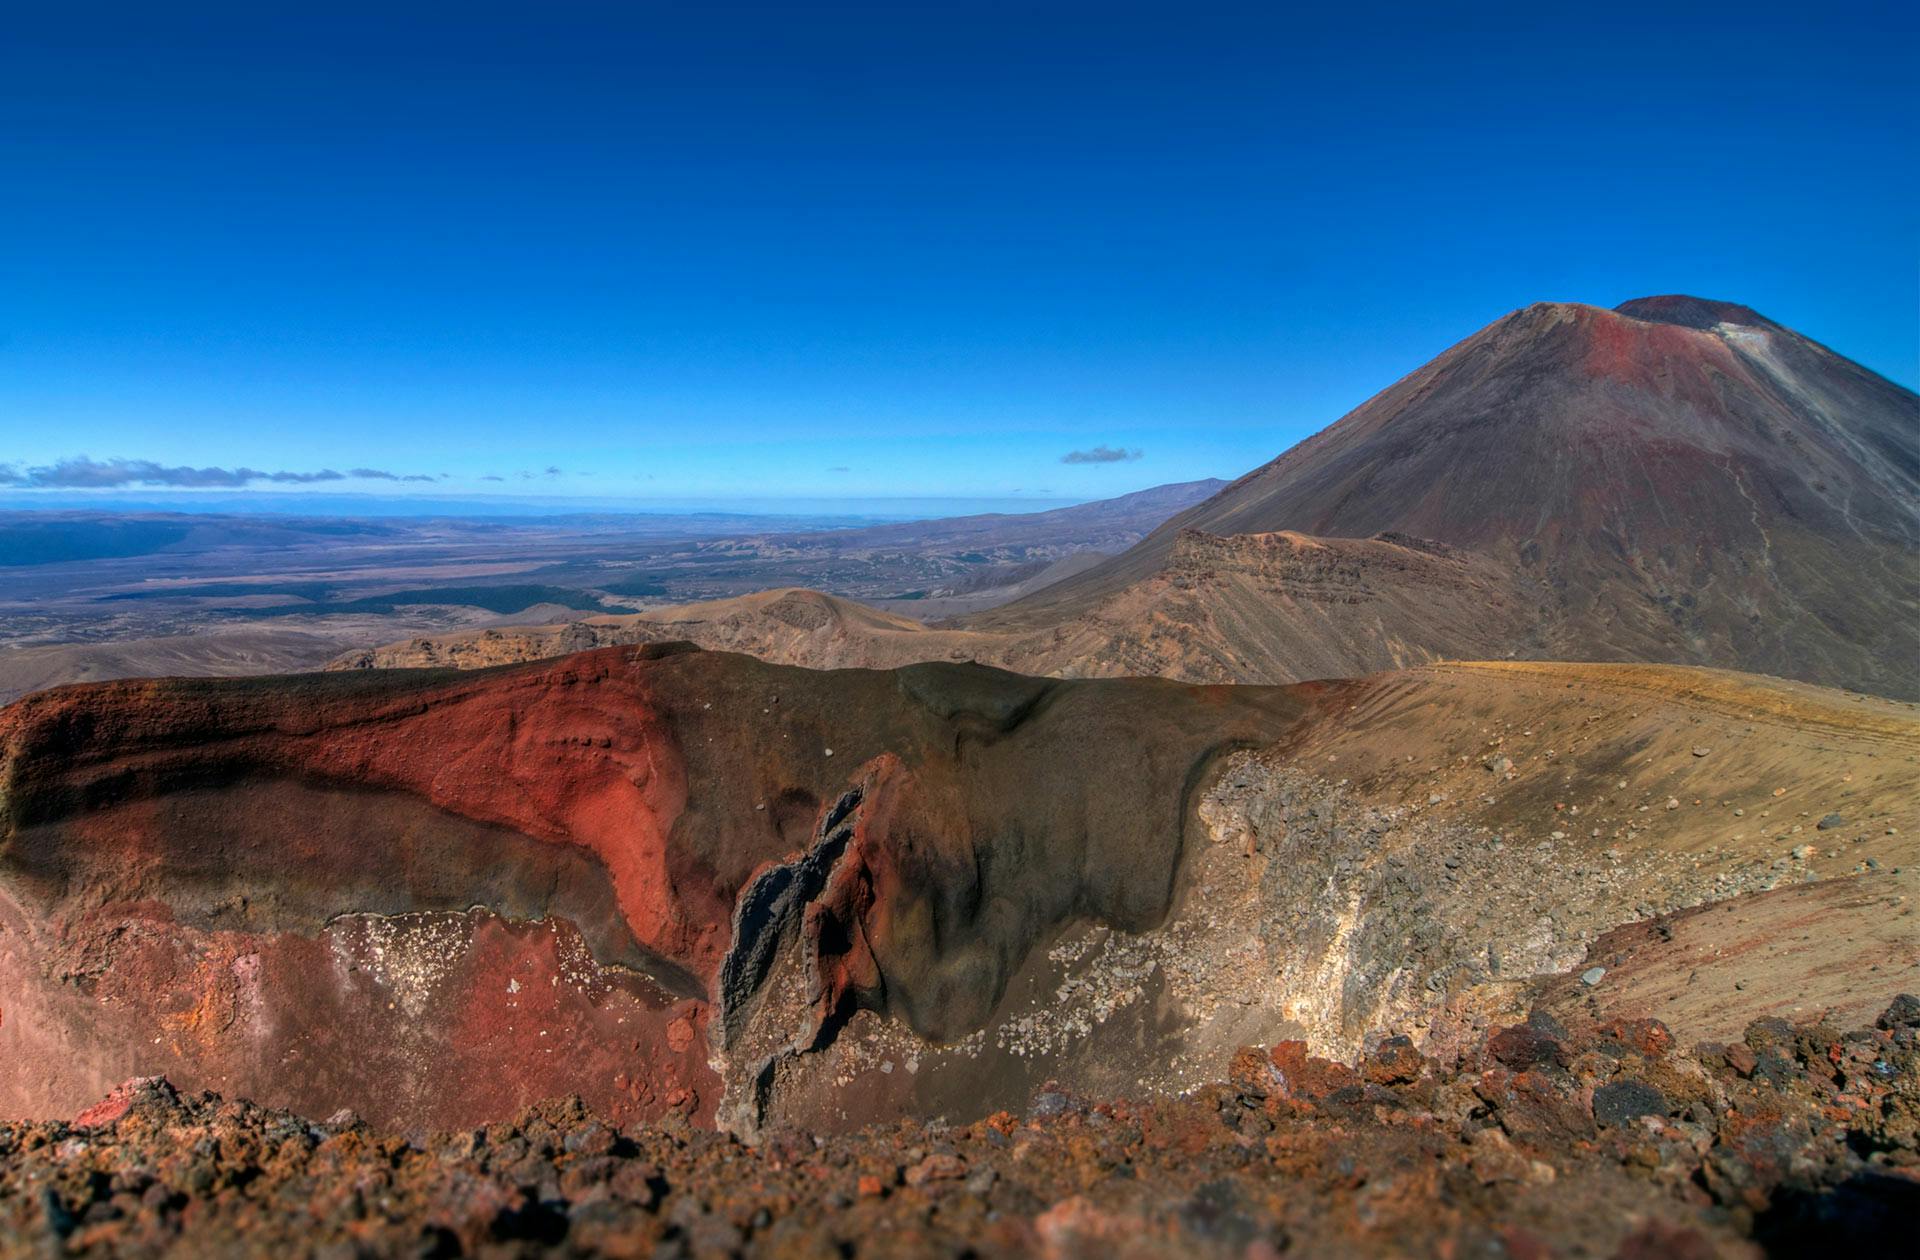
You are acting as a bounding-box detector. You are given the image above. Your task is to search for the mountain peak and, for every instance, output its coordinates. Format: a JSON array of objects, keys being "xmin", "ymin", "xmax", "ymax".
[
  {"xmin": 1614, "ymin": 295, "xmax": 1771, "ymax": 330},
  {"xmin": 986, "ymin": 286, "xmax": 1917, "ymax": 698}
]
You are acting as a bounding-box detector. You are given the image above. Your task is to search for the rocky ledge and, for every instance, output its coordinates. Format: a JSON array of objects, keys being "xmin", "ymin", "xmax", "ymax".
[{"xmin": 3, "ymin": 998, "xmax": 1916, "ymax": 1258}]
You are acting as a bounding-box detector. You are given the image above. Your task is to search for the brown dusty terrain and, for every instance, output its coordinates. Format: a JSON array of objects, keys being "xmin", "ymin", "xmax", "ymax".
[
  {"xmin": 0, "ymin": 630, "xmax": 347, "ymax": 704},
  {"xmin": 1538, "ymin": 876, "xmax": 1917, "ymax": 1047},
  {"xmin": 328, "ymin": 589, "xmax": 992, "ymax": 675},
  {"xmin": 986, "ymin": 530, "xmax": 1539, "ymax": 682},
  {"xmin": 0, "ymin": 600, "xmax": 590, "ymax": 709}
]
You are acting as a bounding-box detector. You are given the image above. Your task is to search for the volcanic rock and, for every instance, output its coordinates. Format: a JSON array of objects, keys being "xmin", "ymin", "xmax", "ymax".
[
  {"xmin": 12, "ymin": 1000, "xmax": 1908, "ymax": 1258},
  {"xmin": 1592, "ymin": 1079, "xmax": 1669, "ymax": 1128}
]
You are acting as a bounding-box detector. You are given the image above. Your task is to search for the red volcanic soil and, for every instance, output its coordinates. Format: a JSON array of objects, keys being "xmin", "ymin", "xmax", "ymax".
[{"xmin": 0, "ymin": 646, "xmax": 1303, "ymax": 1131}]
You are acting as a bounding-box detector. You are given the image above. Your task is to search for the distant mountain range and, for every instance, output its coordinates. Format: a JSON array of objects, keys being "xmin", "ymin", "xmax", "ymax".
[
  {"xmin": 0, "ymin": 479, "xmax": 1227, "ymax": 704},
  {"xmin": 353, "ymin": 296, "xmax": 1919, "ymax": 698}
]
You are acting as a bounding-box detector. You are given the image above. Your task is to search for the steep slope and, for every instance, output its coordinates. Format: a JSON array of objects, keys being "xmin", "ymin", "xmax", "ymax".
[
  {"xmin": 5, "ymin": 646, "xmax": 1915, "ymax": 1137},
  {"xmin": 0, "ymin": 646, "xmax": 1303, "ymax": 1129},
  {"xmin": 979, "ymin": 296, "xmax": 1920, "ymax": 697},
  {"xmin": 989, "ymin": 528, "xmax": 1543, "ymax": 682}
]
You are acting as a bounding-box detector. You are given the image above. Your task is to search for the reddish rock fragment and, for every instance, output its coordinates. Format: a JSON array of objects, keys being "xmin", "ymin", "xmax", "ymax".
[
  {"xmin": 1364, "ymin": 1035, "xmax": 1426, "ymax": 1086},
  {"xmin": 1598, "ymin": 1017, "xmax": 1675, "ymax": 1059},
  {"xmin": 1474, "ymin": 1069, "xmax": 1595, "ymax": 1146},
  {"xmin": 1269, "ymin": 1040, "xmax": 1359, "ymax": 1100},
  {"xmin": 1489, "ymin": 1024, "xmax": 1565, "ymax": 1070},
  {"xmin": 72, "ymin": 1077, "xmax": 178, "ymax": 1130},
  {"xmin": 1231, "ymin": 1045, "xmax": 1281, "ymax": 1097}
]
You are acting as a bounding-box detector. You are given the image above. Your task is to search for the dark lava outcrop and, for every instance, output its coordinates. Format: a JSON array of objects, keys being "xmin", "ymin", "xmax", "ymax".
[{"xmin": 0, "ymin": 645, "xmax": 1302, "ymax": 1132}]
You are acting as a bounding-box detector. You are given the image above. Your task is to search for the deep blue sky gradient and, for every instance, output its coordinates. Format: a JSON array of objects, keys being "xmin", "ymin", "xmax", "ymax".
[{"xmin": 2, "ymin": 2, "xmax": 1915, "ymax": 507}]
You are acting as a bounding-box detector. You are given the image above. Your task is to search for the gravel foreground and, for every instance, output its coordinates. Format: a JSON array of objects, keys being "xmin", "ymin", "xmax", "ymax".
[{"xmin": 4, "ymin": 1000, "xmax": 1917, "ymax": 1259}]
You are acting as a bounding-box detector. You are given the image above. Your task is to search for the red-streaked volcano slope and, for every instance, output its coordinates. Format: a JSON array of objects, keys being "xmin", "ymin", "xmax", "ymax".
[
  {"xmin": 977, "ymin": 296, "xmax": 1920, "ymax": 697},
  {"xmin": 0, "ymin": 645, "xmax": 1303, "ymax": 1130}
]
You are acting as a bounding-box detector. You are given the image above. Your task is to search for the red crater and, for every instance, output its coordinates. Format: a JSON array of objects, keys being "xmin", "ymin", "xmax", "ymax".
[
  {"xmin": 1569, "ymin": 302, "xmax": 1747, "ymax": 392},
  {"xmin": 1614, "ymin": 294, "xmax": 1772, "ymax": 329},
  {"xmin": 1, "ymin": 646, "xmax": 1304, "ymax": 1130}
]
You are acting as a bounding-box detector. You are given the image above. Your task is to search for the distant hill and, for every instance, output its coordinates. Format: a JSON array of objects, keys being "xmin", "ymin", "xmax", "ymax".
[
  {"xmin": 734, "ymin": 477, "xmax": 1228, "ymax": 554},
  {"xmin": 1, "ymin": 479, "xmax": 1224, "ymax": 701}
]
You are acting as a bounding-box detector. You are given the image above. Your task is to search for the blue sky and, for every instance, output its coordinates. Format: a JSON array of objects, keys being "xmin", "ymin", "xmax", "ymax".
[{"xmin": 2, "ymin": 2, "xmax": 1914, "ymax": 509}]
